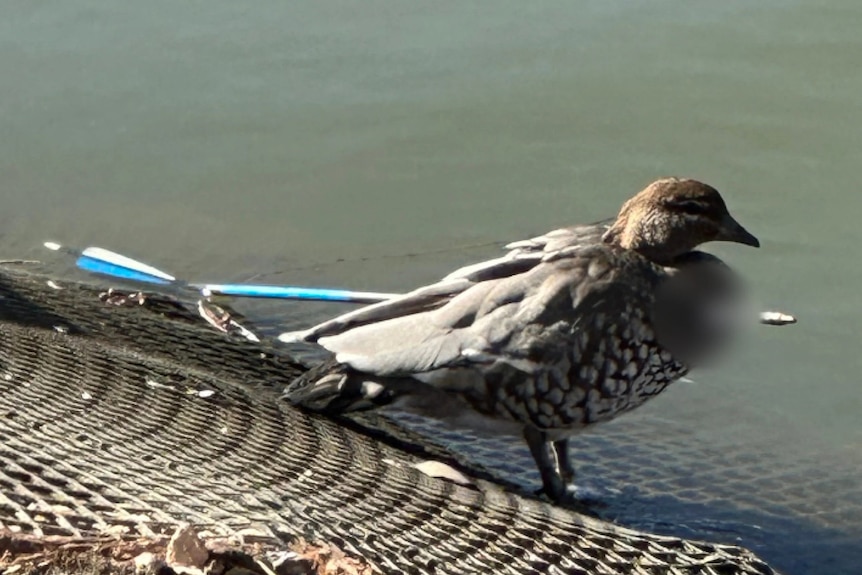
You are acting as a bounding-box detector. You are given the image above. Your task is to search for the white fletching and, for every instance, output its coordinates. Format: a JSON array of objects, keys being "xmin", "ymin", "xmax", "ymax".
[{"xmin": 81, "ymin": 247, "xmax": 176, "ymax": 282}]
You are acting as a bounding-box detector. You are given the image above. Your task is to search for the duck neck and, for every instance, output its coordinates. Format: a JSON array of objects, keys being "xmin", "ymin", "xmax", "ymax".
[{"xmin": 603, "ymin": 221, "xmax": 685, "ymax": 266}]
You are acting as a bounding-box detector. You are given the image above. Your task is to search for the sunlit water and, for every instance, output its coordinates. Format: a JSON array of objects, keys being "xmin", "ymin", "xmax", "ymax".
[{"xmin": 3, "ymin": 2, "xmax": 861, "ymax": 573}]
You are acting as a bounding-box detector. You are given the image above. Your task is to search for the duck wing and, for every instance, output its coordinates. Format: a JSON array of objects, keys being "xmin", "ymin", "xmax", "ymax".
[
  {"xmin": 280, "ymin": 220, "xmax": 613, "ymax": 344},
  {"xmin": 315, "ymin": 245, "xmax": 632, "ymax": 378}
]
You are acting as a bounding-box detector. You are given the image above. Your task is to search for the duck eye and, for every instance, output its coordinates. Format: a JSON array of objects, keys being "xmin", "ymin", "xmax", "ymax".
[{"xmin": 673, "ymin": 200, "xmax": 710, "ymax": 215}]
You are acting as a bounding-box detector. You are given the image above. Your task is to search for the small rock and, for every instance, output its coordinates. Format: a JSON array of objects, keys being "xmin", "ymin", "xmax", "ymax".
[{"xmin": 166, "ymin": 525, "xmax": 209, "ymax": 569}]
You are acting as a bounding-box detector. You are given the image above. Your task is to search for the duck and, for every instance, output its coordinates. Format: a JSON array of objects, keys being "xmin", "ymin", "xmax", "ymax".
[{"xmin": 281, "ymin": 178, "xmax": 762, "ymax": 502}]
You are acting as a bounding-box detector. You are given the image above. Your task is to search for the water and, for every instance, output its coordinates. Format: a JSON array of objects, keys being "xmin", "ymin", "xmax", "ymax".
[{"xmin": 2, "ymin": 2, "xmax": 861, "ymax": 573}]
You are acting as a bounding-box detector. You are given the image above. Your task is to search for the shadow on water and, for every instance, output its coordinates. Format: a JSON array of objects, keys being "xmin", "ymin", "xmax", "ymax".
[
  {"xmin": 498, "ymin": 446, "xmax": 860, "ymax": 575},
  {"xmin": 385, "ymin": 410, "xmax": 862, "ymax": 575},
  {"xmin": 590, "ymin": 477, "xmax": 862, "ymax": 575}
]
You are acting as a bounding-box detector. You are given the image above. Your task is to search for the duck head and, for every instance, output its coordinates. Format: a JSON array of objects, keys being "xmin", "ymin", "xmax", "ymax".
[{"xmin": 602, "ymin": 178, "xmax": 759, "ymax": 264}]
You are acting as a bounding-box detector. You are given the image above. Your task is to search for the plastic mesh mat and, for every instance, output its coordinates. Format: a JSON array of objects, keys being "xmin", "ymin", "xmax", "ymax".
[{"xmin": 0, "ymin": 263, "xmax": 786, "ymax": 574}]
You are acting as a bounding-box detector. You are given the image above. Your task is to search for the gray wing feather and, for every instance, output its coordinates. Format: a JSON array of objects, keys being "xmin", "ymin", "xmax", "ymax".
[
  {"xmin": 442, "ymin": 222, "xmax": 609, "ymax": 282},
  {"xmin": 320, "ymin": 280, "xmax": 500, "ymax": 374},
  {"xmin": 320, "ymin": 254, "xmax": 604, "ymax": 377},
  {"xmin": 289, "ymin": 278, "xmax": 471, "ymax": 342},
  {"xmin": 504, "ymin": 221, "xmax": 610, "ymax": 253},
  {"xmin": 289, "ymin": 221, "xmax": 611, "ymax": 345}
]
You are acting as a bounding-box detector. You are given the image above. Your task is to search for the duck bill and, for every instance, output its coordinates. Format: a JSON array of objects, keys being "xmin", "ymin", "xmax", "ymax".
[{"xmin": 719, "ymin": 215, "xmax": 760, "ymax": 248}]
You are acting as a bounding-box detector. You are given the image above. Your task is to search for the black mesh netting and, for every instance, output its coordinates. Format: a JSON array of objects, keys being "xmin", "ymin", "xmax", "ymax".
[{"xmin": 0, "ymin": 263, "xmax": 851, "ymax": 574}]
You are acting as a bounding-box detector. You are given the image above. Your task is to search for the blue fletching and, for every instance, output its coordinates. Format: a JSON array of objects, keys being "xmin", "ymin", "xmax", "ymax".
[{"xmin": 76, "ymin": 255, "xmax": 174, "ymax": 285}]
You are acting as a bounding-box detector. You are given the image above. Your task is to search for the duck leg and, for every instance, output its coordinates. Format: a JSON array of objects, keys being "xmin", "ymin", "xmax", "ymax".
[
  {"xmin": 523, "ymin": 425, "xmax": 568, "ymax": 502},
  {"xmin": 552, "ymin": 438, "xmax": 576, "ymax": 485}
]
